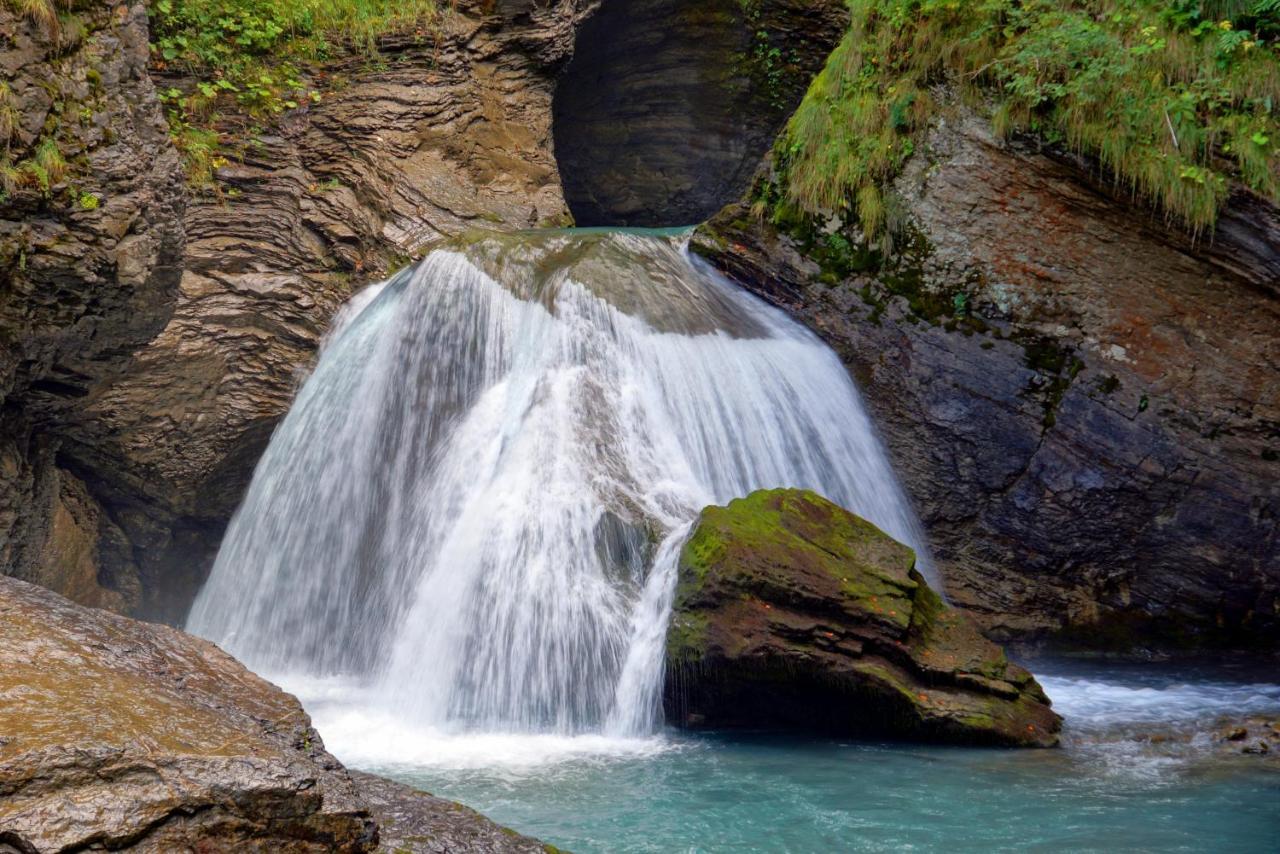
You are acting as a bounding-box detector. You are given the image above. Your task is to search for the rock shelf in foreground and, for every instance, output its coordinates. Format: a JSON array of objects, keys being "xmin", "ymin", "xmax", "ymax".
[{"xmin": 0, "ymin": 576, "xmax": 551, "ymax": 852}]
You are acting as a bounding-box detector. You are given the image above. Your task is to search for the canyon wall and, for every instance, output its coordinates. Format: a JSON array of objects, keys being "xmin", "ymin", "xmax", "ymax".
[
  {"xmin": 694, "ymin": 110, "xmax": 1279, "ymax": 650},
  {"xmin": 1, "ymin": 1, "xmax": 1275, "ymax": 652}
]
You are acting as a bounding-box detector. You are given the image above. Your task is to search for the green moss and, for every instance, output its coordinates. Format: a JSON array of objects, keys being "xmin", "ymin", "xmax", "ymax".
[
  {"xmin": 678, "ymin": 490, "xmax": 918, "ymax": 632},
  {"xmin": 666, "ymin": 612, "xmax": 710, "ymax": 666},
  {"xmin": 778, "ymin": 0, "xmax": 1280, "ymax": 236},
  {"xmin": 1022, "ymin": 337, "xmax": 1085, "ymax": 429}
]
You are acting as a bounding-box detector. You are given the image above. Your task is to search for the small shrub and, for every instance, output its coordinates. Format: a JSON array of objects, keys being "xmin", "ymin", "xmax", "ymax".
[{"xmin": 779, "ymin": 0, "xmax": 1280, "ymax": 236}]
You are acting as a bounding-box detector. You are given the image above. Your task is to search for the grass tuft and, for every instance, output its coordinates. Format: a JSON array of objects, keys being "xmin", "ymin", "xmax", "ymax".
[{"xmin": 778, "ymin": 0, "xmax": 1280, "ymax": 237}]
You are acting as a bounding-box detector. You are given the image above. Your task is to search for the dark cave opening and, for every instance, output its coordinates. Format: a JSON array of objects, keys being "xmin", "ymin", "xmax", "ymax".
[{"xmin": 552, "ymin": 0, "xmax": 847, "ymax": 228}]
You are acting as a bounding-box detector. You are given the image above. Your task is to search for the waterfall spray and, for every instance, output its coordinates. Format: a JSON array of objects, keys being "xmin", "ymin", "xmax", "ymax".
[{"xmin": 188, "ymin": 228, "xmax": 933, "ymax": 737}]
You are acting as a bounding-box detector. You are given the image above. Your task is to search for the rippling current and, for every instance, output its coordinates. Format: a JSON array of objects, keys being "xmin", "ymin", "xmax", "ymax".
[{"xmin": 283, "ymin": 662, "xmax": 1280, "ymax": 853}]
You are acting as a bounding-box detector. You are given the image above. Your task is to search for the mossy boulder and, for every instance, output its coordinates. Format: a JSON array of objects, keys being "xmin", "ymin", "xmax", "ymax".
[{"xmin": 664, "ymin": 489, "xmax": 1061, "ymax": 747}]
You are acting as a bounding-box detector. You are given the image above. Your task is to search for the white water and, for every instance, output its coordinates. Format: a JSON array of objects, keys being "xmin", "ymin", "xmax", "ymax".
[{"xmin": 188, "ymin": 228, "xmax": 933, "ymax": 744}]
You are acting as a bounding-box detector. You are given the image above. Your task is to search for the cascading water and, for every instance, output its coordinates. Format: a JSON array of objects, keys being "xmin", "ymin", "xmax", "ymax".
[{"xmin": 187, "ymin": 228, "xmax": 934, "ymax": 740}]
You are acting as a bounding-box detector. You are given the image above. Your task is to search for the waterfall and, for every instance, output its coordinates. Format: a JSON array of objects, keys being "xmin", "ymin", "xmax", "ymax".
[{"xmin": 187, "ymin": 228, "xmax": 933, "ymax": 738}]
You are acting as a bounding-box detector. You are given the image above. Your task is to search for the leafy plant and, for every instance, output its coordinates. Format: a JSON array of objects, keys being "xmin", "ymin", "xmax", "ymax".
[
  {"xmin": 779, "ymin": 0, "xmax": 1280, "ymax": 237},
  {"xmin": 150, "ymin": 0, "xmax": 440, "ymax": 182}
]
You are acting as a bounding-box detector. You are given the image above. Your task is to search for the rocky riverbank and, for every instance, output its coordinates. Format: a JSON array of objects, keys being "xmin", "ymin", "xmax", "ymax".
[{"xmin": 0, "ymin": 574, "xmax": 554, "ymax": 852}]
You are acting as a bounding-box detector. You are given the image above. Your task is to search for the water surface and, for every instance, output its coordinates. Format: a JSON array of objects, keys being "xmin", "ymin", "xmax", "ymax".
[{"xmin": 289, "ymin": 664, "xmax": 1280, "ymax": 853}]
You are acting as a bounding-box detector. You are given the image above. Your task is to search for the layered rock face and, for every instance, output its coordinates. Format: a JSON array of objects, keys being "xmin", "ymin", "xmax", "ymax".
[
  {"xmin": 553, "ymin": 0, "xmax": 847, "ymax": 225},
  {"xmin": 1, "ymin": 0, "xmax": 599, "ymax": 622},
  {"xmin": 694, "ymin": 112, "xmax": 1280, "ymax": 651},
  {"xmin": 665, "ymin": 489, "xmax": 1061, "ymax": 746},
  {"xmin": 0, "ymin": 575, "xmax": 556, "ymax": 852},
  {"xmin": 0, "ymin": 2, "xmax": 186, "ymax": 611}
]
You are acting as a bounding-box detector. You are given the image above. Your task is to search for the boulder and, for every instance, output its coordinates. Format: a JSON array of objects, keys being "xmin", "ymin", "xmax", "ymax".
[
  {"xmin": 664, "ymin": 489, "xmax": 1061, "ymax": 746},
  {"xmin": 0, "ymin": 575, "xmax": 558, "ymax": 852},
  {"xmin": 0, "ymin": 575, "xmax": 375, "ymax": 851}
]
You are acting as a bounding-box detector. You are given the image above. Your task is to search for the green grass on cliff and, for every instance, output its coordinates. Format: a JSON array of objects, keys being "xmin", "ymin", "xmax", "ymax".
[
  {"xmin": 777, "ymin": 0, "xmax": 1280, "ymax": 236},
  {"xmin": 150, "ymin": 0, "xmax": 440, "ymax": 182}
]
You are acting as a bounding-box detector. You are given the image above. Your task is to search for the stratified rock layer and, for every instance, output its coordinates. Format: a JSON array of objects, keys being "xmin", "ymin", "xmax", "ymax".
[{"xmin": 665, "ymin": 489, "xmax": 1061, "ymax": 746}]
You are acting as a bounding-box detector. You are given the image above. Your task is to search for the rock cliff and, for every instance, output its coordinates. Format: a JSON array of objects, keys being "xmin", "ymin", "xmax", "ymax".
[
  {"xmin": 693, "ymin": 110, "xmax": 1280, "ymax": 651},
  {"xmin": 0, "ymin": 1, "xmax": 186, "ymax": 611}
]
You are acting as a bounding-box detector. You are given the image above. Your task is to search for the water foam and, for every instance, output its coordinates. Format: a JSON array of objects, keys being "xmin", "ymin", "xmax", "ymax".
[{"xmin": 189, "ymin": 228, "xmax": 933, "ymax": 744}]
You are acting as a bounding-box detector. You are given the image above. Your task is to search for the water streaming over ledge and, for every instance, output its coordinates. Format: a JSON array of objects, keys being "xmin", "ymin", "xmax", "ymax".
[{"xmin": 188, "ymin": 228, "xmax": 933, "ymax": 738}]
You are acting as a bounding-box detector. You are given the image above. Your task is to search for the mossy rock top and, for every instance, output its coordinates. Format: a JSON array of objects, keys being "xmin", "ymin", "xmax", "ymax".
[{"xmin": 665, "ymin": 488, "xmax": 1061, "ymax": 747}]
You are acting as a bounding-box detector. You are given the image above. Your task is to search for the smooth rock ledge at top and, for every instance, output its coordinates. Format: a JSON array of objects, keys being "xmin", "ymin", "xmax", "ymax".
[{"xmin": 664, "ymin": 489, "xmax": 1062, "ymax": 747}]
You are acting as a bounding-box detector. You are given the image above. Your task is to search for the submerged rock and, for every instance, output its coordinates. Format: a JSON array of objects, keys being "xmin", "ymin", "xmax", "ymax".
[
  {"xmin": 0, "ymin": 576, "xmax": 556, "ymax": 852},
  {"xmin": 352, "ymin": 772, "xmax": 558, "ymax": 853},
  {"xmin": 664, "ymin": 489, "xmax": 1061, "ymax": 746}
]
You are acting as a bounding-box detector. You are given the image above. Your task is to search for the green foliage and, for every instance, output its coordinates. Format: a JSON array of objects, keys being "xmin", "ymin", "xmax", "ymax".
[
  {"xmin": 150, "ymin": 0, "xmax": 439, "ymax": 182},
  {"xmin": 76, "ymin": 191, "xmax": 98, "ymax": 210},
  {"xmin": 780, "ymin": 0, "xmax": 1280, "ymax": 236}
]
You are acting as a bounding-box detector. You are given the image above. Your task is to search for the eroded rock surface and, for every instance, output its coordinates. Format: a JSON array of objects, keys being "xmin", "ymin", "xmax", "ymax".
[
  {"xmin": 665, "ymin": 489, "xmax": 1061, "ymax": 746},
  {"xmin": 0, "ymin": 2, "xmax": 186, "ymax": 613},
  {"xmin": 693, "ymin": 110, "xmax": 1280, "ymax": 652},
  {"xmin": 352, "ymin": 772, "xmax": 556, "ymax": 853},
  {"xmin": 553, "ymin": 0, "xmax": 847, "ymax": 225},
  {"xmin": 0, "ymin": 574, "xmax": 376, "ymax": 851}
]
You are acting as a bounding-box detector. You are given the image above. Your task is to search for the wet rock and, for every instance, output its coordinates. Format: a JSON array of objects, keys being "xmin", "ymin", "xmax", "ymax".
[
  {"xmin": 692, "ymin": 106, "xmax": 1280, "ymax": 652},
  {"xmin": 0, "ymin": 575, "xmax": 375, "ymax": 851},
  {"xmin": 554, "ymin": 0, "xmax": 846, "ymax": 225},
  {"xmin": 1223, "ymin": 726, "xmax": 1249, "ymax": 742},
  {"xmin": 0, "ymin": 574, "xmax": 558, "ymax": 852},
  {"xmin": 0, "ymin": 2, "xmax": 185, "ymax": 610},
  {"xmin": 352, "ymin": 772, "xmax": 556, "ymax": 853},
  {"xmin": 664, "ymin": 488, "xmax": 1061, "ymax": 746},
  {"xmin": 1, "ymin": 0, "xmax": 599, "ymax": 621}
]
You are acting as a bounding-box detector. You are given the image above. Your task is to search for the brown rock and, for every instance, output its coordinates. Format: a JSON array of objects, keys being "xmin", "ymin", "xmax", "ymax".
[
  {"xmin": 0, "ymin": 575, "xmax": 375, "ymax": 851},
  {"xmin": 353, "ymin": 772, "xmax": 555, "ymax": 853},
  {"xmin": 665, "ymin": 489, "xmax": 1061, "ymax": 746}
]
